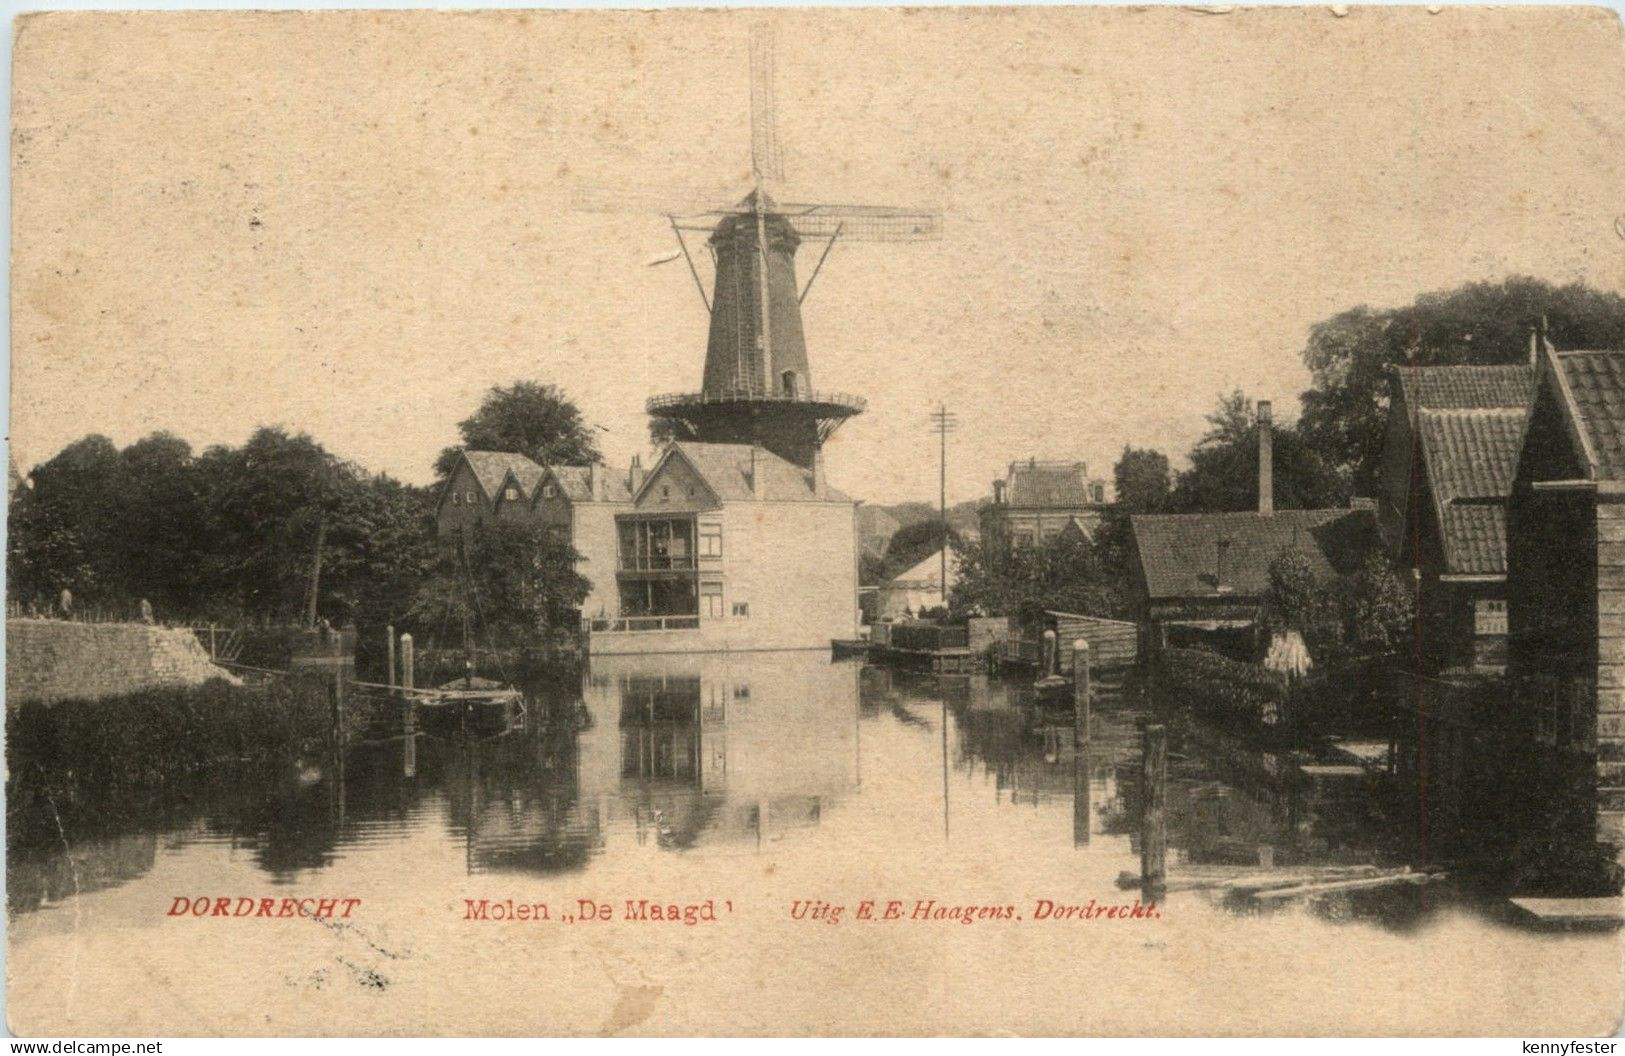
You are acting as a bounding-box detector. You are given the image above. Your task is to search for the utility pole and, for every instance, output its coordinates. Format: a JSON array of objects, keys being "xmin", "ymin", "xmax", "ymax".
[{"xmin": 929, "ymin": 404, "xmax": 959, "ymax": 606}]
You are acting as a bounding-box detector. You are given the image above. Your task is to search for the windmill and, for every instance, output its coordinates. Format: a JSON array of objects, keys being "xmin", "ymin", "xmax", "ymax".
[{"xmin": 573, "ymin": 25, "xmax": 942, "ymax": 472}]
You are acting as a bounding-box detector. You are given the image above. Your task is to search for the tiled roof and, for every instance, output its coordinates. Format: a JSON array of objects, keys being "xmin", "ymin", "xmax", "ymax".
[
  {"xmin": 1395, "ymin": 364, "xmax": 1535, "ymax": 411},
  {"xmin": 1131, "ymin": 508, "xmax": 1379, "ymax": 601},
  {"xmin": 544, "ymin": 465, "xmax": 634, "ymax": 503},
  {"xmin": 1438, "ymin": 504, "xmax": 1507, "ymax": 576},
  {"xmin": 662, "ymin": 442, "xmax": 852, "ymax": 504},
  {"xmin": 460, "ymin": 451, "xmax": 545, "ymax": 500},
  {"xmin": 1006, "ymin": 462, "xmax": 1098, "ymax": 508},
  {"xmin": 1416, "ymin": 409, "xmax": 1526, "ymax": 504},
  {"xmin": 1554, "ymin": 351, "xmax": 1625, "ymax": 481}
]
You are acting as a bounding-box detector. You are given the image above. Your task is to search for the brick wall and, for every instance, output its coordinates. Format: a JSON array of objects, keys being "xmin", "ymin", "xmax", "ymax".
[{"xmin": 6, "ymin": 619, "xmax": 238, "ymax": 708}]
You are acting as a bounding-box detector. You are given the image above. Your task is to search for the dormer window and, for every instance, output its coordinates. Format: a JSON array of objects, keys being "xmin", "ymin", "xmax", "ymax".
[
  {"xmin": 504, "ymin": 487, "xmax": 518, "ymax": 501},
  {"xmin": 543, "ymin": 484, "xmax": 556, "ymax": 498}
]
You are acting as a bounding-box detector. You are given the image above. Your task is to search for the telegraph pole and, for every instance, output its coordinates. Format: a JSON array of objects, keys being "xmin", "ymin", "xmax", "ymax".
[{"xmin": 929, "ymin": 404, "xmax": 959, "ymax": 606}]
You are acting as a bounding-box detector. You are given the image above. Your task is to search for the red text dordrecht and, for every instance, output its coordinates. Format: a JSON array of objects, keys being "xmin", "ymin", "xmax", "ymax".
[{"xmin": 167, "ymin": 896, "xmax": 362, "ymax": 919}]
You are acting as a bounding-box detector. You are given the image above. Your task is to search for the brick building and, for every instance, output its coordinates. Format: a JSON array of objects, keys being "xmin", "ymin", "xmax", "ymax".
[{"xmin": 981, "ymin": 459, "xmax": 1110, "ymax": 547}]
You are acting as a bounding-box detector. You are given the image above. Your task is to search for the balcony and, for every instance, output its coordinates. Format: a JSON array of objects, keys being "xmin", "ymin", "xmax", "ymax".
[
  {"xmin": 647, "ymin": 388, "xmax": 867, "ymax": 414},
  {"xmin": 618, "ymin": 554, "xmax": 696, "ymax": 573},
  {"xmin": 585, "ymin": 615, "xmax": 702, "ymax": 634}
]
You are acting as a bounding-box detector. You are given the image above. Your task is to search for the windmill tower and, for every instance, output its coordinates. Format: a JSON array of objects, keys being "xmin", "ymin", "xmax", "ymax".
[{"xmin": 576, "ymin": 26, "xmax": 941, "ymax": 472}]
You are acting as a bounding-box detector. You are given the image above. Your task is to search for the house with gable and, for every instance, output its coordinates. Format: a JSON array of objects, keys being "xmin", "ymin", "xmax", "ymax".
[
  {"xmin": 435, "ymin": 450, "xmax": 549, "ymax": 541},
  {"xmin": 1376, "ymin": 360, "xmax": 1536, "ymax": 672},
  {"xmin": 1507, "ymin": 345, "xmax": 1625, "ymax": 857},
  {"xmin": 981, "ymin": 458, "xmax": 1111, "ymax": 547},
  {"xmin": 585, "ymin": 440, "xmax": 859, "ymax": 654},
  {"xmin": 1128, "ymin": 401, "xmax": 1381, "ymax": 658},
  {"xmin": 532, "ymin": 461, "xmax": 636, "ymax": 623}
]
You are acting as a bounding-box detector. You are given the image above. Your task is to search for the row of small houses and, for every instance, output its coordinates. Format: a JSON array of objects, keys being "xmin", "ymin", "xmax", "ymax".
[{"xmin": 1123, "ymin": 334, "xmax": 1625, "ymax": 863}]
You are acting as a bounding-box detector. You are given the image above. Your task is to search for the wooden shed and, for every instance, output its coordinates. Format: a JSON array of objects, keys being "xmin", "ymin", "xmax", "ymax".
[{"xmin": 1507, "ymin": 346, "xmax": 1625, "ymax": 854}]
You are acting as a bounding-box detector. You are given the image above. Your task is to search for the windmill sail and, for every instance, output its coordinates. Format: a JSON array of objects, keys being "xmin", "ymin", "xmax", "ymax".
[{"xmin": 750, "ymin": 25, "xmax": 785, "ymax": 182}]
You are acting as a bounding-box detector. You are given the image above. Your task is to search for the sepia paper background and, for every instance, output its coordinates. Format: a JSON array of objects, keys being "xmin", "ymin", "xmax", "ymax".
[{"xmin": 10, "ymin": 5, "xmax": 1625, "ymax": 1036}]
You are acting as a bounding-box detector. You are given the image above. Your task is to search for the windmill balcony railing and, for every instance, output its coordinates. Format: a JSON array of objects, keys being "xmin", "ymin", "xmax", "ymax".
[{"xmin": 647, "ymin": 389, "xmax": 868, "ymax": 413}]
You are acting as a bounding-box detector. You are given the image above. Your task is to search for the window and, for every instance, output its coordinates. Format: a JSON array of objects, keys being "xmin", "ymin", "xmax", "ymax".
[
  {"xmin": 504, "ymin": 487, "xmax": 519, "ymax": 501},
  {"xmin": 452, "ymin": 493, "xmax": 463, "ymax": 506},
  {"xmin": 1534, "ymin": 676, "xmax": 1559, "ymax": 747},
  {"xmin": 732, "ymin": 602, "xmax": 750, "ymax": 618},
  {"xmin": 782, "ymin": 370, "xmax": 799, "ymax": 398},
  {"xmin": 701, "ymin": 581, "xmax": 724, "ymax": 618},
  {"xmin": 1474, "ymin": 598, "xmax": 1508, "ymax": 637},
  {"xmin": 1014, "ymin": 531, "xmax": 1035, "ymax": 548},
  {"xmin": 660, "ymin": 485, "xmax": 671, "ymax": 502},
  {"xmin": 467, "ymin": 491, "xmax": 478, "ymax": 504},
  {"xmin": 617, "ymin": 518, "xmax": 697, "ymax": 570},
  {"xmin": 543, "ymin": 484, "xmax": 556, "ymax": 498},
  {"xmin": 1571, "ymin": 678, "xmax": 1598, "ymax": 754},
  {"xmin": 699, "ymin": 525, "xmax": 723, "ymax": 558},
  {"xmin": 733, "ymin": 683, "xmax": 750, "ymax": 700}
]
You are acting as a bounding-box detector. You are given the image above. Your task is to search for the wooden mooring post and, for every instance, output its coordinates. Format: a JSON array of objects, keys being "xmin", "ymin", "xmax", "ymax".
[
  {"xmin": 1073, "ymin": 639, "xmax": 1091, "ymax": 846},
  {"xmin": 400, "ymin": 632, "xmax": 416, "ymax": 779},
  {"xmin": 1141, "ymin": 723, "xmax": 1167, "ymax": 896}
]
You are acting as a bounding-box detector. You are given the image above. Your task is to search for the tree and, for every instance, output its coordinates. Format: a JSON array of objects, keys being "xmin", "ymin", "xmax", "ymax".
[
  {"xmin": 16, "ymin": 435, "xmax": 125, "ymax": 599},
  {"xmin": 949, "ymin": 530, "xmax": 1124, "ymax": 625},
  {"xmin": 1113, "ymin": 445, "xmax": 1171, "ymax": 513},
  {"xmin": 1264, "ymin": 549, "xmax": 1324, "ymax": 635},
  {"xmin": 1297, "ymin": 277, "xmax": 1625, "ymax": 495},
  {"xmin": 1336, "ymin": 553, "xmax": 1414, "ymax": 658},
  {"xmin": 1263, "ymin": 549, "xmax": 1414, "ymax": 666},
  {"xmin": 434, "ymin": 381, "xmax": 600, "ymax": 478},
  {"xmin": 114, "ymin": 432, "xmax": 205, "ymax": 615},
  {"xmin": 880, "ymin": 520, "xmax": 960, "ymax": 582},
  {"xmin": 1168, "ymin": 391, "xmax": 1346, "ymax": 514},
  {"xmin": 411, "ymin": 521, "xmax": 589, "ymax": 644}
]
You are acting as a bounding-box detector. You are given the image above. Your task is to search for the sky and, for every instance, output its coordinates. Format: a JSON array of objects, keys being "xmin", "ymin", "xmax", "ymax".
[{"xmin": 12, "ymin": 6, "xmax": 1625, "ymax": 504}]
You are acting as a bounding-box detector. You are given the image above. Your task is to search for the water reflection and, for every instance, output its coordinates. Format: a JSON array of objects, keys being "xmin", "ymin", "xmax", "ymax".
[{"xmin": 0, "ymin": 651, "xmax": 1596, "ymax": 938}]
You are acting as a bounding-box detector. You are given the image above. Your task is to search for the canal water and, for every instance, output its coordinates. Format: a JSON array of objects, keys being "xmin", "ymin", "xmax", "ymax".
[{"xmin": 7, "ymin": 652, "xmax": 1622, "ymax": 1035}]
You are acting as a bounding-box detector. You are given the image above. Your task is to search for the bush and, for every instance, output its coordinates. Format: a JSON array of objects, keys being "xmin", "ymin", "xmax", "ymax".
[{"xmin": 1161, "ymin": 647, "xmax": 1288, "ymax": 728}]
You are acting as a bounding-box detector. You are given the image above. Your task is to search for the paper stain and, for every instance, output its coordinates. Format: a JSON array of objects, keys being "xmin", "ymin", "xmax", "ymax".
[{"xmin": 596, "ymin": 982, "xmax": 665, "ymax": 1037}]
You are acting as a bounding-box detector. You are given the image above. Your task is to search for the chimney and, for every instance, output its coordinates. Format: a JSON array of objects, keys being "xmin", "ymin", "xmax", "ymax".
[
  {"xmin": 629, "ymin": 455, "xmax": 644, "ymax": 495},
  {"xmin": 749, "ymin": 444, "xmax": 761, "ymax": 498},
  {"xmin": 1257, "ymin": 400, "xmax": 1274, "ymax": 517},
  {"xmin": 993, "ymin": 479, "xmax": 1006, "ymax": 505}
]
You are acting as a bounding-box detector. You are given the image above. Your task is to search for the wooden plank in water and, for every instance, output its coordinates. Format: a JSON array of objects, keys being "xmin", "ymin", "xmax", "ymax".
[
  {"xmin": 1508, "ymin": 897, "xmax": 1625, "ymax": 927},
  {"xmin": 1253, "ymin": 870, "xmax": 1441, "ymax": 901},
  {"xmin": 1299, "ymin": 765, "xmax": 1368, "ymax": 779}
]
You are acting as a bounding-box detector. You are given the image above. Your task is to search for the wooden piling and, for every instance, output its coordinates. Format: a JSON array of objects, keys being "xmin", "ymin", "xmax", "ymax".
[
  {"xmin": 1073, "ymin": 639, "xmax": 1091, "ymax": 846},
  {"xmin": 400, "ymin": 633, "xmax": 414, "ymax": 693},
  {"xmin": 1073, "ymin": 639, "xmax": 1091, "ymax": 747},
  {"xmin": 400, "ymin": 633, "xmax": 416, "ymax": 778},
  {"xmin": 1141, "ymin": 723, "xmax": 1167, "ymax": 896}
]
